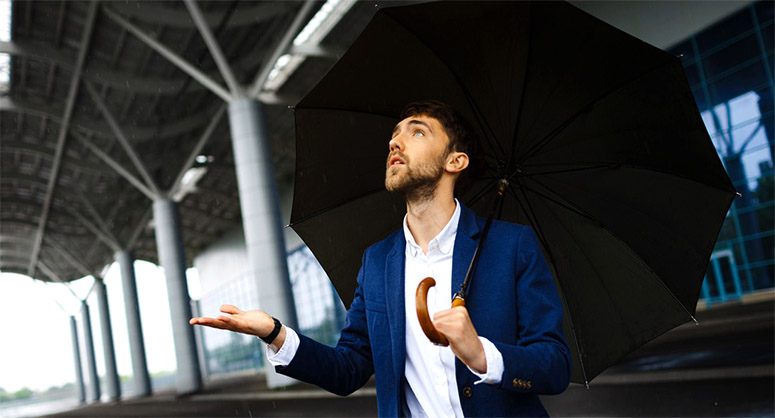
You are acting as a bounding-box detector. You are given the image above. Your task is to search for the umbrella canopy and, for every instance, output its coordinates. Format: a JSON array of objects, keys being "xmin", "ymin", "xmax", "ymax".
[{"xmin": 290, "ymin": 1, "xmax": 736, "ymax": 384}]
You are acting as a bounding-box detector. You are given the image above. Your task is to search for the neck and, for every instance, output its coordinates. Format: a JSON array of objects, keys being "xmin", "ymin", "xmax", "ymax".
[{"xmin": 405, "ymin": 187, "xmax": 456, "ymax": 254}]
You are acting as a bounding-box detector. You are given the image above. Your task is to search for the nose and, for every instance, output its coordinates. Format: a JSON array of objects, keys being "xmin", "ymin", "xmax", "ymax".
[{"xmin": 389, "ymin": 134, "xmax": 403, "ymax": 153}]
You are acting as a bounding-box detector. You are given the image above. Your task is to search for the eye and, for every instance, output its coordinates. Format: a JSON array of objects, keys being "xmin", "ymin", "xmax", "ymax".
[{"xmin": 413, "ymin": 129, "xmax": 425, "ymax": 137}]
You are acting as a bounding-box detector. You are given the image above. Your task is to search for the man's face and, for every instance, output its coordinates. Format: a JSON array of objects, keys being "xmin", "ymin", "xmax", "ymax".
[{"xmin": 385, "ymin": 114, "xmax": 451, "ymax": 195}]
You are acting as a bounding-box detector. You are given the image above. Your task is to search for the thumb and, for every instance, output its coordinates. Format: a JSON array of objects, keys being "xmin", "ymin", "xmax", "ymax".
[{"xmin": 220, "ymin": 304, "xmax": 242, "ymax": 315}]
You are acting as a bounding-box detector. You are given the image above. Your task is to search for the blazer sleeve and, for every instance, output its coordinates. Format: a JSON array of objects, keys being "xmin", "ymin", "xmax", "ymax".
[
  {"xmin": 492, "ymin": 226, "xmax": 572, "ymax": 395},
  {"xmin": 274, "ymin": 253, "xmax": 374, "ymax": 396}
]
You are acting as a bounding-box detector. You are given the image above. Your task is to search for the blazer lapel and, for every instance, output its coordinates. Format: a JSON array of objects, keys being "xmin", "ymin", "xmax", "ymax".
[
  {"xmin": 451, "ymin": 204, "xmax": 482, "ymax": 299},
  {"xmin": 452, "ymin": 204, "xmax": 483, "ymax": 389},
  {"xmin": 384, "ymin": 231, "xmax": 406, "ymax": 380}
]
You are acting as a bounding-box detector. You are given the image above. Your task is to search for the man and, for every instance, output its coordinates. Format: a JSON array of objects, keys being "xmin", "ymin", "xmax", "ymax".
[{"xmin": 190, "ymin": 100, "xmax": 571, "ymax": 417}]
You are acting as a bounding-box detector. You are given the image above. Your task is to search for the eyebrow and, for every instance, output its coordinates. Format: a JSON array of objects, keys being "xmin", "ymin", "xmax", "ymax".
[{"xmin": 392, "ymin": 119, "xmax": 433, "ymax": 137}]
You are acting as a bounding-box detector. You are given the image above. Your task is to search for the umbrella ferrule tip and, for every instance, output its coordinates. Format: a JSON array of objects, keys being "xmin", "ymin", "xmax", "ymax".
[{"xmin": 496, "ymin": 179, "xmax": 510, "ymax": 195}]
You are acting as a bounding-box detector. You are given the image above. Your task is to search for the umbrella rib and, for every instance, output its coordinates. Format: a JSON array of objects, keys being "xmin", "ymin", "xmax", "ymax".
[
  {"xmin": 518, "ymin": 181, "xmax": 601, "ymax": 227},
  {"xmin": 525, "ymin": 174, "xmax": 702, "ymax": 320},
  {"xmin": 507, "ymin": 3, "xmax": 533, "ymax": 170},
  {"xmin": 509, "ymin": 185, "xmax": 591, "ymax": 385},
  {"xmin": 515, "ymin": 58, "xmax": 675, "ymax": 166},
  {"xmin": 525, "ymin": 173, "xmax": 710, "ymax": 269},
  {"xmin": 381, "ymin": 13, "xmax": 507, "ymax": 163},
  {"xmin": 523, "ymin": 160, "xmax": 735, "ymax": 197},
  {"xmin": 465, "ymin": 179, "xmax": 499, "ymax": 208},
  {"xmin": 516, "ymin": 182, "xmax": 702, "ymax": 381},
  {"xmin": 512, "ymin": 162, "xmax": 619, "ymax": 180}
]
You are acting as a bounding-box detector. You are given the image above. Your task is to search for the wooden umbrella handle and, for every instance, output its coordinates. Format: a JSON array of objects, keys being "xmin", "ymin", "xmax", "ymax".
[{"xmin": 416, "ymin": 277, "xmax": 466, "ymax": 346}]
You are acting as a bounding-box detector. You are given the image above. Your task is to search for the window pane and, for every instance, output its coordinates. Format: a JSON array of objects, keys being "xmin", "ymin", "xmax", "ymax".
[{"xmin": 696, "ymin": 9, "xmax": 754, "ymax": 51}]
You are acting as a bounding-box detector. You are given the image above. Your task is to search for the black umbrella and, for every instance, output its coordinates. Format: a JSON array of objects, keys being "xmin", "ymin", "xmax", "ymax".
[{"xmin": 290, "ymin": 1, "xmax": 736, "ymax": 384}]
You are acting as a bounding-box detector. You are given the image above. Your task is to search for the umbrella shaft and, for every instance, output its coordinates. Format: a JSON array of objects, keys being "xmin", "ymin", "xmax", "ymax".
[{"xmin": 457, "ymin": 179, "xmax": 508, "ymax": 300}]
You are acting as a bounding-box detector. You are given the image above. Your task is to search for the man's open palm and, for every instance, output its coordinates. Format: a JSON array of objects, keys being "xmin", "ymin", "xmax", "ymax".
[{"xmin": 189, "ymin": 304, "xmax": 273, "ymax": 338}]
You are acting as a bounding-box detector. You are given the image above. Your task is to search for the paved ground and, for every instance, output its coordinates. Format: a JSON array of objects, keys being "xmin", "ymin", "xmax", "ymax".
[{"xmin": 44, "ymin": 297, "xmax": 774, "ymax": 417}]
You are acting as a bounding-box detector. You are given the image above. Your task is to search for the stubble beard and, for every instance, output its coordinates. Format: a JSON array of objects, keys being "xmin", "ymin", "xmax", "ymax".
[{"xmin": 385, "ymin": 156, "xmax": 445, "ymax": 203}]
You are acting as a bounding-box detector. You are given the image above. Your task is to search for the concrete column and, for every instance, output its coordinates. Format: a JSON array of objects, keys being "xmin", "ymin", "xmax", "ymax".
[
  {"xmin": 228, "ymin": 98, "xmax": 298, "ymax": 388},
  {"xmin": 81, "ymin": 301, "xmax": 101, "ymax": 402},
  {"xmin": 190, "ymin": 299, "xmax": 209, "ymax": 379},
  {"xmin": 95, "ymin": 279, "xmax": 121, "ymax": 400},
  {"xmin": 70, "ymin": 315, "xmax": 86, "ymax": 404},
  {"xmin": 152, "ymin": 198, "xmax": 201, "ymax": 394},
  {"xmin": 117, "ymin": 250, "xmax": 151, "ymax": 396}
]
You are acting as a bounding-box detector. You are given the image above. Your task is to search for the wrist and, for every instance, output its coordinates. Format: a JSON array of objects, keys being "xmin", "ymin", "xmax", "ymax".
[
  {"xmin": 269, "ymin": 326, "xmax": 287, "ymax": 351},
  {"xmin": 260, "ymin": 317, "xmax": 282, "ymax": 344},
  {"xmin": 470, "ymin": 338, "xmax": 487, "ymax": 373}
]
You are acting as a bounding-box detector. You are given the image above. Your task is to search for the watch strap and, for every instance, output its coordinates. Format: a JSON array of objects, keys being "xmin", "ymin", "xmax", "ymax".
[{"xmin": 260, "ymin": 317, "xmax": 282, "ymax": 344}]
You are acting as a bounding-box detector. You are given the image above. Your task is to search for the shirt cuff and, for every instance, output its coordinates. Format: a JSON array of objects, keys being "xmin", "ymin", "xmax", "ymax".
[
  {"xmin": 467, "ymin": 336, "xmax": 504, "ymax": 385},
  {"xmin": 264, "ymin": 326, "xmax": 300, "ymax": 366}
]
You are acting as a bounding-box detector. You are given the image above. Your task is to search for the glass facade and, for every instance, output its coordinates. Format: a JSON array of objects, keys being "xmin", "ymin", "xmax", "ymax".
[
  {"xmin": 669, "ymin": 0, "xmax": 774, "ymax": 305},
  {"xmin": 196, "ymin": 245, "xmax": 345, "ymax": 378}
]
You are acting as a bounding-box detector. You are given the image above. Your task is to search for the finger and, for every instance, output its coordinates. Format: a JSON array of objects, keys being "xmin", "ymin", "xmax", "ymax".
[
  {"xmin": 190, "ymin": 317, "xmax": 229, "ymax": 330},
  {"xmin": 220, "ymin": 304, "xmax": 242, "ymax": 315},
  {"xmin": 216, "ymin": 315, "xmax": 233, "ymax": 323}
]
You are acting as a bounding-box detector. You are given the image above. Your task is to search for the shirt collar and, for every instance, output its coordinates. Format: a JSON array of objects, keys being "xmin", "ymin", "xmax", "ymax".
[{"xmin": 403, "ymin": 199, "xmax": 461, "ymax": 257}]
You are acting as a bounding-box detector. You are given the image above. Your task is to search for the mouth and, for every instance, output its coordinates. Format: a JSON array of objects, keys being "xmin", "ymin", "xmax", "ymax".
[{"xmin": 388, "ymin": 155, "xmax": 405, "ymax": 167}]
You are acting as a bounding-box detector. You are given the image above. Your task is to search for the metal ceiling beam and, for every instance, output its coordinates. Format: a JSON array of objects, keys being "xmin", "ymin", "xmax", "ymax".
[
  {"xmin": 46, "ymin": 237, "xmax": 93, "ymax": 277},
  {"xmin": 126, "ymin": 206, "xmax": 153, "ymax": 251},
  {"xmin": 0, "ymin": 40, "xmax": 190, "ymax": 95},
  {"xmin": 0, "ymin": 219, "xmax": 91, "ymax": 239},
  {"xmin": 184, "ymin": 0, "xmax": 243, "ymax": 97},
  {"xmin": 248, "ymin": 0, "xmax": 317, "ymax": 98},
  {"xmin": 84, "ymin": 82, "xmax": 161, "ymax": 197},
  {"xmin": 102, "ymin": 5, "xmax": 232, "ymax": 102},
  {"xmin": 74, "ymin": 186, "xmax": 121, "ymax": 246},
  {"xmin": 27, "ymin": 1, "xmax": 99, "ymax": 277},
  {"xmin": 0, "ymin": 249, "xmax": 35, "ymax": 260},
  {"xmin": 71, "ymin": 131, "xmax": 157, "ymax": 200},
  {"xmin": 37, "ymin": 262, "xmax": 82, "ymax": 295},
  {"xmin": 0, "ymin": 256, "xmax": 34, "ymax": 268},
  {"xmin": 1, "ymin": 139, "xmax": 109, "ymax": 175},
  {"xmin": 168, "ymin": 104, "xmax": 226, "ymax": 195},
  {"xmin": 0, "ymin": 97, "xmax": 224, "ymax": 141},
  {"xmin": 0, "ymin": 235, "xmax": 36, "ymax": 248},
  {"xmin": 0, "ymin": 175, "xmax": 101, "ymax": 206},
  {"xmin": 109, "ymin": 1, "xmax": 295, "ymax": 29},
  {"xmin": 65, "ymin": 207, "xmax": 122, "ymax": 253}
]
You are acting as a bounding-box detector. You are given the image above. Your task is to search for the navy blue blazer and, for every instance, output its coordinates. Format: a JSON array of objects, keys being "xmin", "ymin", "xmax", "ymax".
[{"xmin": 277, "ymin": 204, "xmax": 571, "ymax": 416}]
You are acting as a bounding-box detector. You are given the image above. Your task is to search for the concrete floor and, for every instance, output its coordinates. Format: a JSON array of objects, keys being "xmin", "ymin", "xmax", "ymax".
[{"xmin": 45, "ymin": 297, "xmax": 774, "ymax": 417}]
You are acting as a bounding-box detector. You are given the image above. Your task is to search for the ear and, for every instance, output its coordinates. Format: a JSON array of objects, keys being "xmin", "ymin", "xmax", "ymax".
[{"xmin": 445, "ymin": 151, "xmax": 469, "ymax": 174}]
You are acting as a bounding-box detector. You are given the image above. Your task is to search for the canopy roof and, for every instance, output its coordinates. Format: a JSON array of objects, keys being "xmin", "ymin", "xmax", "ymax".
[{"xmin": 0, "ymin": 0, "xmax": 387, "ymax": 282}]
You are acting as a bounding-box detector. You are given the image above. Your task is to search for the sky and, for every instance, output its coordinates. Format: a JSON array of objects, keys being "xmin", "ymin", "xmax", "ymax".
[{"xmin": 0, "ymin": 262, "xmax": 201, "ymax": 393}]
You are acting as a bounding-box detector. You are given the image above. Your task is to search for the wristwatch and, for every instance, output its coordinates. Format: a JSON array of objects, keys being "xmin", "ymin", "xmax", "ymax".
[{"xmin": 260, "ymin": 317, "xmax": 282, "ymax": 344}]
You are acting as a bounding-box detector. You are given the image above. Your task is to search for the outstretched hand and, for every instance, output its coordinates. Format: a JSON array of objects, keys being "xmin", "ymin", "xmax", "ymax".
[{"xmin": 190, "ymin": 304, "xmax": 283, "ymax": 346}]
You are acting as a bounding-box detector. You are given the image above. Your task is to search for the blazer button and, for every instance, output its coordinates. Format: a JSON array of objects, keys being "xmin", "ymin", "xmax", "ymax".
[{"xmin": 462, "ymin": 386, "xmax": 473, "ymax": 398}]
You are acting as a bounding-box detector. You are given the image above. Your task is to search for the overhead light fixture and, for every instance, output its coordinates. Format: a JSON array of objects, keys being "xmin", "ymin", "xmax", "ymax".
[
  {"xmin": 263, "ymin": 0, "xmax": 356, "ymax": 92},
  {"xmin": 0, "ymin": 0, "xmax": 11, "ymax": 92},
  {"xmin": 172, "ymin": 166, "xmax": 208, "ymax": 202},
  {"xmin": 195, "ymin": 154, "xmax": 214, "ymax": 165}
]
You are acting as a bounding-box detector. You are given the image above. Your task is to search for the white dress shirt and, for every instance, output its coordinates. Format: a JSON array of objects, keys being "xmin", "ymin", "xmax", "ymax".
[{"xmin": 266, "ymin": 200, "xmax": 504, "ymax": 417}]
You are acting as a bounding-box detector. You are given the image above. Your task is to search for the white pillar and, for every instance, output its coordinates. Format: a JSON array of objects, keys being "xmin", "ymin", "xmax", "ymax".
[
  {"xmin": 117, "ymin": 250, "xmax": 151, "ymax": 396},
  {"xmin": 228, "ymin": 98, "xmax": 298, "ymax": 388},
  {"xmin": 153, "ymin": 198, "xmax": 202, "ymax": 394},
  {"xmin": 95, "ymin": 279, "xmax": 121, "ymax": 400}
]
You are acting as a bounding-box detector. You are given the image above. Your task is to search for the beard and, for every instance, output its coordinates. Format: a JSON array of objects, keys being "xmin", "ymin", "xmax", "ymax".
[{"xmin": 385, "ymin": 153, "xmax": 445, "ymax": 201}]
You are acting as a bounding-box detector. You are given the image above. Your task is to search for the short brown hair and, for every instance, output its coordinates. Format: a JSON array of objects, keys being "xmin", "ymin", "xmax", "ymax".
[{"xmin": 399, "ymin": 100, "xmax": 478, "ymax": 195}]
